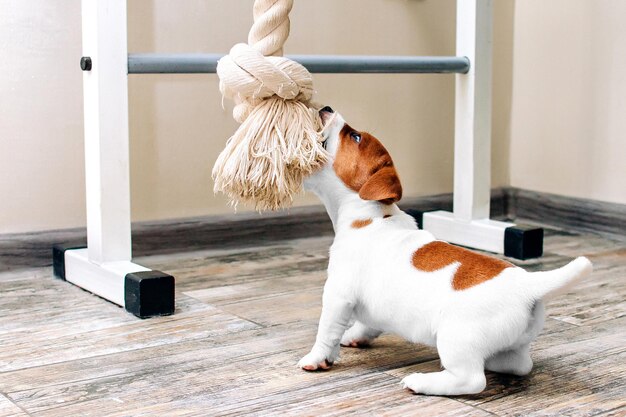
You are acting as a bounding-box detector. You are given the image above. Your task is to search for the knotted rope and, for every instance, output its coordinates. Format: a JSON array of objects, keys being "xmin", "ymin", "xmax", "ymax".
[{"xmin": 213, "ymin": 0, "xmax": 328, "ymax": 211}]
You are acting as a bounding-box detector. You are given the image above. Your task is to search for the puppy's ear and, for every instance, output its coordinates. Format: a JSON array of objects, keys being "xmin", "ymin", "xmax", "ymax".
[{"xmin": 359, "ymin": 166, "xmax": 402, "ymax": 204}]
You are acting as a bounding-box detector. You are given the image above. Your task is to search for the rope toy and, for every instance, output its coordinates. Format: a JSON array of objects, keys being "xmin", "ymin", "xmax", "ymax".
[{"xmin": 213, "ymin": 0, "xmax": 328, "ymax": 211}]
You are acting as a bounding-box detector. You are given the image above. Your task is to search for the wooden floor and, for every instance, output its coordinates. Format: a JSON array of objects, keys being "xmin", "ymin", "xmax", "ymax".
[{"xmin": 0, "ymin": 222, "xmax": 625, "ymax": 416}]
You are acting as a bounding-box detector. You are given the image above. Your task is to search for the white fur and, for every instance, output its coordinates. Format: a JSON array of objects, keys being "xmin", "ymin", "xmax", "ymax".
[{"xmin": 298, "ymin": 112, "xmax": 593, "ymax": 395}]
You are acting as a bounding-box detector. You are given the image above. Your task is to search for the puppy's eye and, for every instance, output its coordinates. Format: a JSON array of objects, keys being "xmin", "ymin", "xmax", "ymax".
[{"xmin": 350, "ymin": 132, "xmax": 361, "ymax": 143}]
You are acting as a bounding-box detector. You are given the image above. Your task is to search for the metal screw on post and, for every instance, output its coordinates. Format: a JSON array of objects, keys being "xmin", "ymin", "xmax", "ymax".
[{"xmin": 80, "ymin": 56, "xmax": 92, "ymax": 71}]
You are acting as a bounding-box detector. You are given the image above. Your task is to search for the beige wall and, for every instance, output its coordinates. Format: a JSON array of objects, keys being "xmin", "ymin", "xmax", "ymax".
[
  {"xmin": 1, "ymin": 1, "xmax": 85, "ymax": 234},
  {"xmin": 509, "ymin": 0, "xmax": 626, "ymax": 205},
  {"xmin": 3, "ymin": 0, "xmax": 511, "ymax": 234}
]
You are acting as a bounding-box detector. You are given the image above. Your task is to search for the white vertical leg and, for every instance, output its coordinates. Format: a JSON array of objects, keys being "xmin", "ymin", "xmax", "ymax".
[
  {"xmin": 453, "ymin": 0, "xmax": 493, "ymax": 222},
  {"xmin": 81, "ymin": 0, "xmax": 132, "ymax": 263},
  {"xmin": 56, "ymin": 0, "xmax": 175, "ymax": 317},
  {"xmin": 421, "ymin": 0, "xmax": 541, "ymax": 259}
]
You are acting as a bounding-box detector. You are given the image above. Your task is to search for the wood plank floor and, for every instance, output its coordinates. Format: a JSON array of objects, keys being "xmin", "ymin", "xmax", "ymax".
[{"xmin": 0, "ymin": 222, "xmax": 624, "ymax": 416}]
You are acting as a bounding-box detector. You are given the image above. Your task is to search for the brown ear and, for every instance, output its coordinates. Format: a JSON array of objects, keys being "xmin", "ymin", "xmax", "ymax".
[{"xmin": 358, "ymin": 166, "xmax": 402, "ymax": 204}]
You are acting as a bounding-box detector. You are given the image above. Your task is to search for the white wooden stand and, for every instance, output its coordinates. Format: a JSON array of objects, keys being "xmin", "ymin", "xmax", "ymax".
[
  {"xmin": 422, "ymin": 0, "xmax": 542, "ymax": 259},
  {"xmin": 53, "ymin": 0, "xmax": 175, "ymax": 318}
]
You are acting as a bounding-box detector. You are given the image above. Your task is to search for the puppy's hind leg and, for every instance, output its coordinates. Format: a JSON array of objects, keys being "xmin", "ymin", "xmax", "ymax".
[
  {"xmin": 402, "ymin": 330, "xmax": 486, "ymax": 395},
  {"xmin": 485, "ymin": 345, "xmax": 533, "ymax": 376},
  {"xmin": 341, "ymin": 321, "xmax": 382, "ymax": 348},
  {"xmin": 486, "ymin": 301, "xmax": 543, "ymax": 376}
]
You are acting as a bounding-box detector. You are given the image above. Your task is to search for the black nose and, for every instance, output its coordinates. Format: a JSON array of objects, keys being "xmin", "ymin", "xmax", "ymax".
[{"xmin": 320, "ymin": 106, "xmax": 334, "ymax": 114}]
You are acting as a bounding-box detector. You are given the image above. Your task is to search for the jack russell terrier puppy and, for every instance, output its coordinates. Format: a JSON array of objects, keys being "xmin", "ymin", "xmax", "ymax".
[{"xmin": 298, "ymin": 106, "xmax": 593, "ymax": 396}]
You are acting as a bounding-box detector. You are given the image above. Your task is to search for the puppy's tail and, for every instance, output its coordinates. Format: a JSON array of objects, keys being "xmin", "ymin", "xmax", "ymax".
[{"xmin": 525, "ymin": 256, "xmax": 593, "ymax": 301}]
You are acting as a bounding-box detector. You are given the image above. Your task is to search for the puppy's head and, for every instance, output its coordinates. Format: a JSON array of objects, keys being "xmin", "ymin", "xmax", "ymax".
[{"xmin": 317, "ymin": 106, "xmax": 402, "ymax": 205}]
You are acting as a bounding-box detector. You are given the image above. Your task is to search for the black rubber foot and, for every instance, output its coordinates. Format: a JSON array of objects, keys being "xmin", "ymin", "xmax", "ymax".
[
  {"xmin": 504, "ymin": 225, "xmax": 544, "ymax": 260},
  {"xmin": 52, "ymin": 244, "xmax": 86, "ymax": 280},
  {"xmin": 125, "ymin": 271, "xmax": 175, "ymax": 318}
]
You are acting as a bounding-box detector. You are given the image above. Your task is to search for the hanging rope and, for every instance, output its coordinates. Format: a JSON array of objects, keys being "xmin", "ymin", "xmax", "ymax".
[{"xmin": 213, "ymin": 0, "xmax": 328, "ymax": 211}]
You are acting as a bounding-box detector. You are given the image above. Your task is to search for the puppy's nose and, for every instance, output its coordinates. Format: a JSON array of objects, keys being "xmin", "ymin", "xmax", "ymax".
[{"xmin": 319, "ymin": 106, "xmax": 334, "ymax": 114}]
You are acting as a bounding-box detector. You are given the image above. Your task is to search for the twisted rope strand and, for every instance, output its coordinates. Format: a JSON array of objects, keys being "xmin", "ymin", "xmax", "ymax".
[
  {"xmin": 213, "ymin": 0, "xmax": 327, "ymax": 210},
  {"xmin": 249, "ymin": 0, "xmax": 293, "ymax": 56}
]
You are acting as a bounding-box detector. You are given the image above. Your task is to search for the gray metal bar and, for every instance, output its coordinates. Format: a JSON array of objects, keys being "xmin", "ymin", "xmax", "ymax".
[{"xmin": 128, "ymin": 53, "xmax": 470, "ymax": 74}]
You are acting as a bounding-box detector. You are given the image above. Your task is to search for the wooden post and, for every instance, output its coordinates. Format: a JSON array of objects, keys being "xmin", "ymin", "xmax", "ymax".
[
  {"xmin": 422, "ymin": 0, "xmax": 543, "ymax": 258},
  {"xmin": 453, "ymin": 0, "xmax": 493, "ymax": 222},
  {"xmin": 53, "ymin": 0, "xmax": 176, "ymax": 317},
  {"xmin": 81, "ymin": 0, "xmax": 132, "ymax": 264}
]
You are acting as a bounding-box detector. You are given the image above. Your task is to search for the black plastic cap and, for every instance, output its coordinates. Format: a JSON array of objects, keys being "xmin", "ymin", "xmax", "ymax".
[
  {"xmin": 504, "ymin": 225, "xmax": 544, "ymax": 260},
  {"xmin": 52, "ymin": 244, "xmax": 86, "ymax": 280},
  {"xmin": 80, "ymin": 56, "xmax": 92, "ymax": 71},
  {"xmin": 124, "ymin": 271, "xmax": 175, "ymax": 318}
]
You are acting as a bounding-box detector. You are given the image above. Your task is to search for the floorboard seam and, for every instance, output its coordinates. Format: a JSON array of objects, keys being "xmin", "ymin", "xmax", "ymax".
[
  {"xmin": 210, "ymin": 309, "xmax": 268, "ymax": 328},
  {"xmin": 1, "ymin": 392, "xmax": 33, "ymax": 417},
  {"xmin": 452, "ymin": 398, "xmax": 499, "ymax": 416},
  {"xmin": 591, "ymin": 404, "xmax": 626, "ymax": 416}
]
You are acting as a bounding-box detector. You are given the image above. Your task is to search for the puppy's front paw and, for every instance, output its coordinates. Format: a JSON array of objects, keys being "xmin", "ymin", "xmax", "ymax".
[
  {"xmin": 401, "ymin": 373, "xmax": 427, "ymax": 394},
  {"xmin": 298, "ymin": 351, "xmax": 334, "ymax": 372}
]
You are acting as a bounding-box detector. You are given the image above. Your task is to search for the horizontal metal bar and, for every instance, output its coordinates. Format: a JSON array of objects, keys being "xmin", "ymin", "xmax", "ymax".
[{"xmin": 128, "ymin": 53, "xmax": 470, "ymax": 74}]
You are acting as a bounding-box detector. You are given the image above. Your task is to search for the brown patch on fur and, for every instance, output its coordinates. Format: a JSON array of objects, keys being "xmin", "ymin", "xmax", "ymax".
[
  {"xmin": 333, "ymin": 124, "xmax": 402, "ymax": 204},
  {"xmin": 412, "ymin": 241, "xmax": 514, "ymax": 290},
  {"xmin": 351, "ymin": 218, "xmax": 373, "ymax": 229}
]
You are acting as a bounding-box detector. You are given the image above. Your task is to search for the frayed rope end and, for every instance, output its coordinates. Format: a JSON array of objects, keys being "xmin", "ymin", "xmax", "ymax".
[{"xmin": 212, "ymin": 97, "xmax": 328, "ymax": 211}]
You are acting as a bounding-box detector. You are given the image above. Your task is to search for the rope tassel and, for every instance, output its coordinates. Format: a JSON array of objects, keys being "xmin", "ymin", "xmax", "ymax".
[{"xmin": 213, "ymin": 0, "xmax": 328, "ymax": 210}]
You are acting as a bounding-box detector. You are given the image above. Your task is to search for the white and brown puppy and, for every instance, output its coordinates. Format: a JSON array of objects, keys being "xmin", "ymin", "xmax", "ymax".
[{"xmin": 298, "ymin": 107, "xmax": 593, "ymax": 396}]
